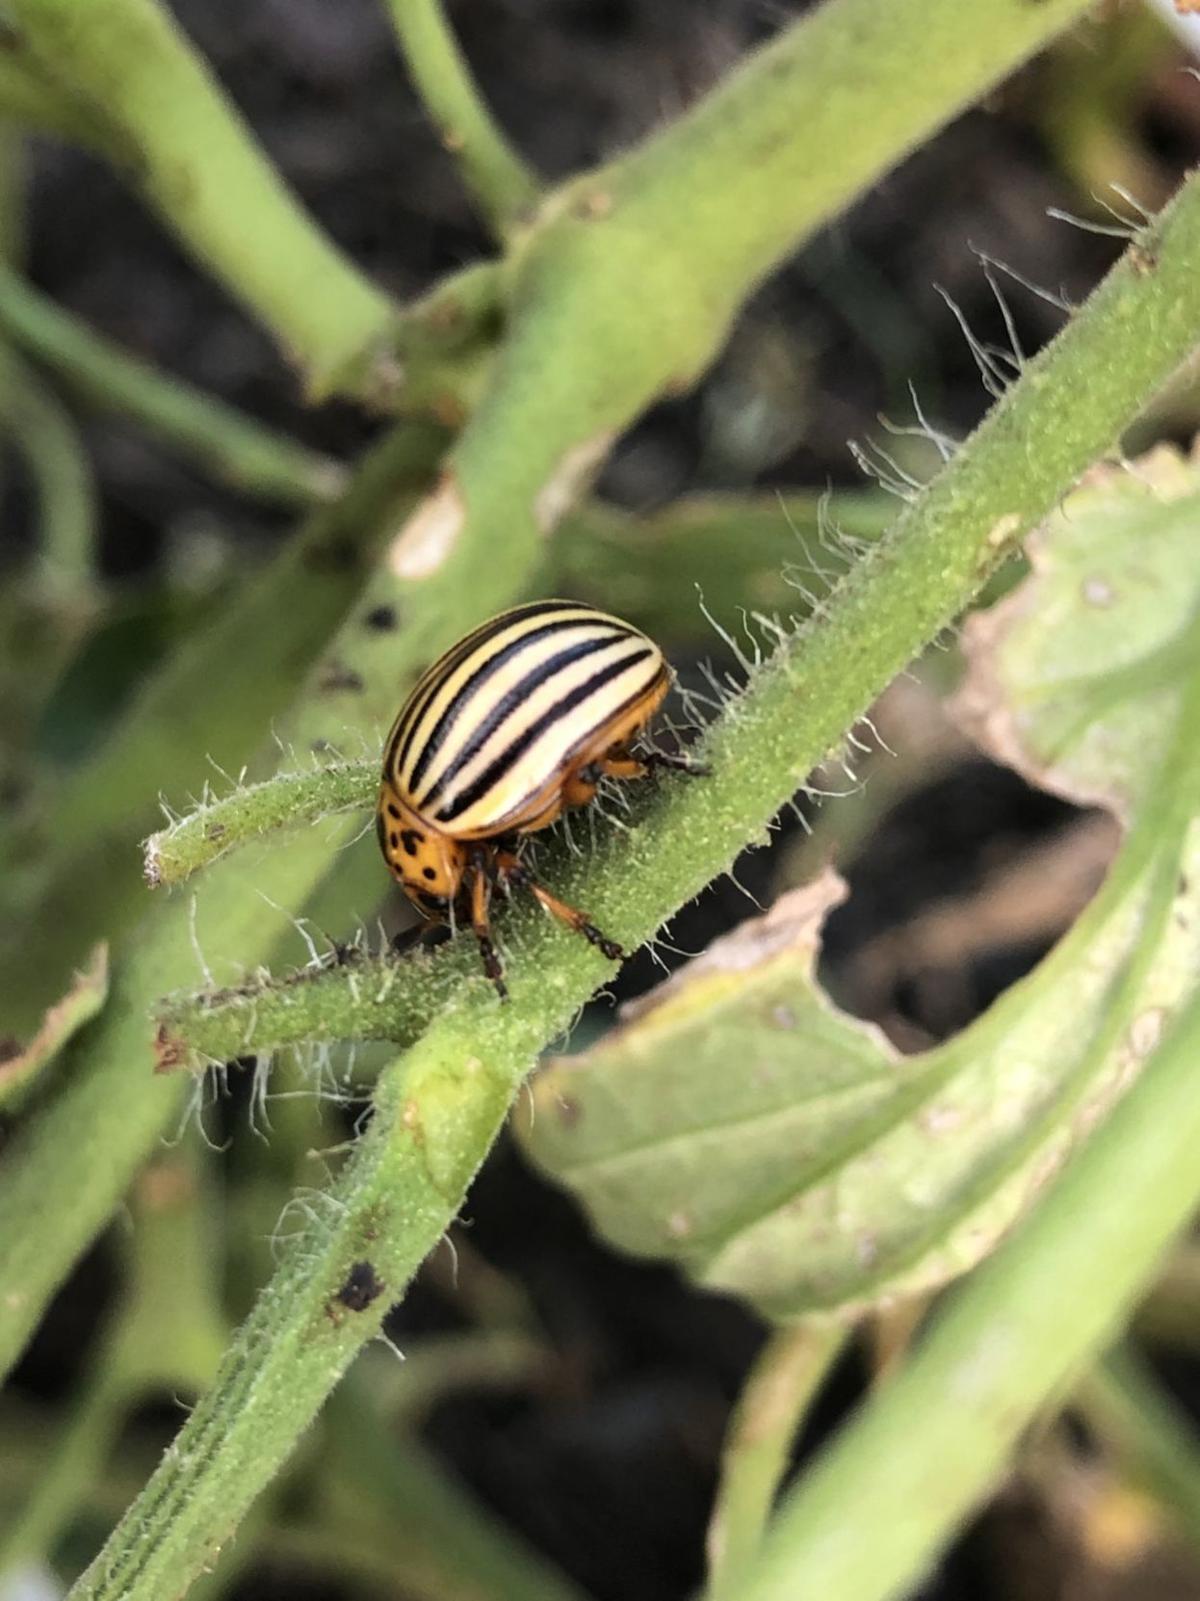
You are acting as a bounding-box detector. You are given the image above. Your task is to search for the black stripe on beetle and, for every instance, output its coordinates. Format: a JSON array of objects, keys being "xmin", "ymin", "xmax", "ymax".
[
  {"xmin": 406, "ymin": 617, "xmax": 625, "ymax": 794},
  {"xmin": 419, "ymin": 633, "xmax": 643, "ymax": 810},
  {"xmin": 434, "ymin": 645, "xmax": 656, "ymax": 822}
]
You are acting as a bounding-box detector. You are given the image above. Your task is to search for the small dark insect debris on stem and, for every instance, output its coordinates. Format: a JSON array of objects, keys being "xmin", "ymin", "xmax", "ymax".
[
  {"xmin": 334, "ymin": 1260, "xmax": 385, "ymax": 1313},
  {"xmin": 364, "ymin": 603, "xmax": 398, "ymax": 631}
]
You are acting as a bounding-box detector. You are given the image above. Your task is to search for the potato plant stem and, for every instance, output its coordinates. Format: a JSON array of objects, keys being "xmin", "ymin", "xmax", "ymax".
[
  {"xmin": 68, "ymin": 169, "xmax": 1200, "ymax": 1601},
  {"xmin": 0, "ymin": 263, "xmax": 345, "ymax": 505},
  {"xmin": 384, "ymin": 0, "xmax": 540, "ymax": 238}
]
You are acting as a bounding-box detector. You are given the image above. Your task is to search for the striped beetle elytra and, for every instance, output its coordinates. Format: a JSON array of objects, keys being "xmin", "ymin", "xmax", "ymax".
[{"xmin": 378, "ymin": 599, "xmax": 699, "ymax": 996}]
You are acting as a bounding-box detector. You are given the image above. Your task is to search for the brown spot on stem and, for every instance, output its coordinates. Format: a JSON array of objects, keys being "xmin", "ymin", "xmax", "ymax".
[
  {"xmin": 573, "ymin": 189, "xmax": 613, "ymax": 219},
  {"xmin": 153, "ymin": 1023, "xmax": 188, "ymax": 1074}
]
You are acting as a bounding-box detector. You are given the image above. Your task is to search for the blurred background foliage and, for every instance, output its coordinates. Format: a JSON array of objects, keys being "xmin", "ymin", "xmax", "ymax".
[{"xmin": 1, "ymin": 2, "xmax": 1200, "ymax": 1599}]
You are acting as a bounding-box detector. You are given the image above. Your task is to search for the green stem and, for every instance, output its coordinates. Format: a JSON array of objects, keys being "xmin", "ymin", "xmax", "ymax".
[
  {"xmin": 1076, "ymin": 1346, "xmax": 1200, "ymax": 1556},
  {"xmin": 143, "ymin": 763, "xmax": 378, "ymax": 891},
  {"xmin": 0, "ymin": 420, "xmax": 443, "ymax": 1036},
  {"xmin": 6, "ymin": 0, "xmax": 392, "ymax": 397},
  {"xmin": 706, "ymin": 1324, "xmax": 847, "ymax": 1597},
  {"xmin": 0, "ymin": 1149, "xmax": 225, "ymax": 1570},
  {"xmin": 725, "ymin": 991, "xmax": 1200, "ymax": 1601},
  {"xmin": 320, "ymin": 1376, "xmax": 588, "ymax": 1601},
  {"xmin": 0, "ymin": 407, "xmax": 539, "ymax": 1388},
  {"xmin": 0, "ymin": 340, "xmax": 98, "ymax": 592},
  {"xmin": 0, "ymin": 51, "xmax": 110, "ymax": 147},
  {"xmin": 65, "ymin": 170, "xmax": 1200, "ymax": 1601},
  {"xmin": 384, "ymin": 0, "xmax": 540, "ymax": 238},
  {"xmin": 0, "ymin": 264, "xmax": 346, "ymax": 505},
  {"xmin": 402, "ymin": 0, "xmax": 1095, "ymax": 623}
]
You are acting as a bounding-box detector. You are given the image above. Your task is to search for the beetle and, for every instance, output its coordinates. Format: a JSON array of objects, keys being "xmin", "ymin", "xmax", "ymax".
[{"xmin": 377, "ymin": 599, "xmax": 698, "ymax": 997}]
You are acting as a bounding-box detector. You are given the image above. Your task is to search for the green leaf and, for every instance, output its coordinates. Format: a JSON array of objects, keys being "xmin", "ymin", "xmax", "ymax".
[
  {"xmin": 954, "ymin": 444, "xmax": 1200, "ymax": 821},
  {"xmin": 519, "ymin": 451, "xmax": 1200, "ymax": 1321}
]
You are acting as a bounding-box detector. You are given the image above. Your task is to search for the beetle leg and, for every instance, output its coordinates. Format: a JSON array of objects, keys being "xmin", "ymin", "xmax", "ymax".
[
  {"xmin": 594, "ymin": 749, "xmax": 710, "ymax": 783},
  {"xmin": 496, "ymin": 850, "xmax": 624, "ymax": 962},
  {"xmin": 390, "ymin": 921, "xmax": 451, "ymax": 957},
  {"xmin": 467, "ymin": 847, "xmax": 507, "ymax": 1000}
]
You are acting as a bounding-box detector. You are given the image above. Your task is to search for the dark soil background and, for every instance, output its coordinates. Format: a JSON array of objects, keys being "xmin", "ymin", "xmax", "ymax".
[{"xmin": 7, "ymin": 2, "xmax": 1200, "ymax": 1598}]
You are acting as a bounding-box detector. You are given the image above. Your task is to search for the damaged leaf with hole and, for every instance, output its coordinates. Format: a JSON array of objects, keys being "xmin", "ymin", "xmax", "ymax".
[{"xmin": 520, "ymin": 447, "xmax": 1200, "ymax": 1321}]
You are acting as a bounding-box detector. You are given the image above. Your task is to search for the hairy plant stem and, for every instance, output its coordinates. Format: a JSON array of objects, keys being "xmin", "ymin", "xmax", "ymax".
[{"xmin": 67, "ymin": 170, "xmax": 1200, "ymax": 1601}]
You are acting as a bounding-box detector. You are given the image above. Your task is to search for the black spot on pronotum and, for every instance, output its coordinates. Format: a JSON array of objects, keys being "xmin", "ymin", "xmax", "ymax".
[
  {"xmin": 387, "ymin": 803, "xmax": 401, "ymax": 821},
  {"xmin": 364, "ymin": 603, "xmax": 398, "ymax": 631},
  {"xmin": 422, "ymin": 867, "xmax": 437, "ymax": 881},
  {"xmin": 389, "ymin": 831, "xmax": 399, "ymax": 850},
  {"xmin": 335, "ymin": 1260, "xmax": 385, "ymax": 1313},
  {"xmin": 400, "ymin": 829, "xmax": 423, "ymax": 854}
]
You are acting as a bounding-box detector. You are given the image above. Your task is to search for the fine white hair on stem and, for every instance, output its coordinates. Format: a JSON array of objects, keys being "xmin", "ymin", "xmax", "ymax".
[
  {"xmin": 847, "ymin": 436, "xmax": 922, "ymax": 502},
  {"xmin": 775, "ymin": 493, "xmax": 840, "ymax": 595},
  {"xmin": 859, "ymin": 710, "xmax": 896, "ymax": 760},
  {"xmin": 248, "ymin": 1056, "xmax": 274, "ymax": 1141},
  {"xmin": 724, "ymin": 859, "xmax": 766, "ymax": 911},
  {"xmin": 557, "ymin": 806, "xmax": 584, "ymax": 859},
  {"xmin": 439, "ymin": 1230, "xmax": 461, "ymax": 1290},
  {"xmin": 975, "ymin": 253, "xmax": 1027, "ymax": 373},
  {"xmin": 166, "ymin": 1067, "xmax": 233, "ymax": 1154},
  {"xmin": 904, "ymin": 381, "xmax": 958, "ymax": 463},
  {"xmin": 933, "ymin": 285, "xmax": 1012, "ymax": 400},
  {"xmin": 204, "ymin": 754, "xmax": 247, "ymax": 792},
  {"xmin": 969, "ymin": 244, "xmax": 1076, "ymax": 317},
  {"xmin": 1045, "ymin": 205, "xmax": 1139, "ymax": 241},
  {"xmin": 340, "ymin": 812, "xmax": 377, "ymax": 851},
  {"xmin": 646, "ymin": 926, "xmax": 703, "ymax": 962},
  {"xmin": 187, "ymin": 894, "xmax": 215, "ymax": 988},
  {"xmin": 697, "ymin": 587, "xmax": 756, "ymax": 677},
  {"xmin": 1102, "ymin": 182, "xmax": 1155, "ymax": 228},
  {"xmin": 375, "ymin": 1329, "xmax": 407, "ymax": 1364}
]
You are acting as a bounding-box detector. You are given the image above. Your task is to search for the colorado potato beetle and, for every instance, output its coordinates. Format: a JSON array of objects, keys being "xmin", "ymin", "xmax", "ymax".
[{"xmin": 378, "ymin": 599, "xmax": 697, "ymax": 996}]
